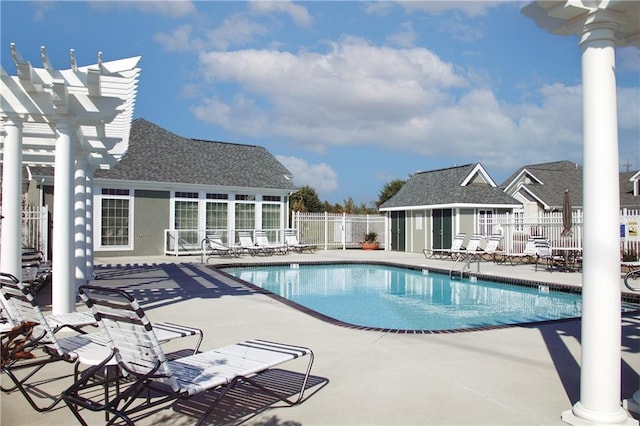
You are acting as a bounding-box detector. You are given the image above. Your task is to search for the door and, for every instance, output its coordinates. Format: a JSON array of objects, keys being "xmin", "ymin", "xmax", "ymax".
[
  {"xmin": 390, "ymin": 211, "xmax": 406, "ymax": 251},
  {"xmin": 432, "ymin": 209, "xmax": 453, "ymax": 249}
]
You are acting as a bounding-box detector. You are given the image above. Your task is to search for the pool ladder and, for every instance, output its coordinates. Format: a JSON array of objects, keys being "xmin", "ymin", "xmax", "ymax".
[{"xmin": 449, "ymin": 254, "xmax": 480, "ymax": 279}]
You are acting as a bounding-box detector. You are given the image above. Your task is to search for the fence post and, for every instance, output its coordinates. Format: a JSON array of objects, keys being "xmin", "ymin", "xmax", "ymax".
[
  {"xmin": 324, "ymin": 212, "xmax": 329, "ymax": 251},
  {"xmin": 342, "ymin": 212, "xmax": 346, "ymax": 250}
]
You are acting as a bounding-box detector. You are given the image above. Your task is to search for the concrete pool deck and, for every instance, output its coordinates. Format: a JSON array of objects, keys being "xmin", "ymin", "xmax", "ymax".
[{"xmin": 1, "ymin": 249, "xmax": 639, "ymax": 425}]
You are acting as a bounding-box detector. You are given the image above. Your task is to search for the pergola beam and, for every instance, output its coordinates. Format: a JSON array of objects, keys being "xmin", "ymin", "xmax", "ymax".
[{"xmin": 1, "ymin": 44, "xmax": 141, "ymax": 315}]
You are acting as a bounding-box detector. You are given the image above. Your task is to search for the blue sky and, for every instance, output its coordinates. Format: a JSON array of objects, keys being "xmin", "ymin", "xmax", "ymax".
[{"xmin": 2, "ymin": 1, "xmax": 639, "ymax": 205}]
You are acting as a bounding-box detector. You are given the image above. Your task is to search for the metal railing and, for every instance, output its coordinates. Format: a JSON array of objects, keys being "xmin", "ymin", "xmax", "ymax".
[{"xmin": 164, "ymin": 228, "xmax": 289, "ymax": 256}]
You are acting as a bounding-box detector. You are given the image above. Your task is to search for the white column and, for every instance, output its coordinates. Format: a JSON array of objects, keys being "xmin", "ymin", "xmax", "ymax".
[
  {"xmin": 85, "ymin": 171, "xmax": 95, "ymax": 281},
  {"xmin": 562, "ymin": 11, "xmax": 634, "ymax": 426},
  {"xmin": 74, "ymin": 153, "xmax": 87, "ymax": 289},
  {"xmin": 0, "ymin": 116, "xmax": 23, "ymax": 279},
  {"xmin": 51, "ymin": 119, "xmax": 76, "ymax": 314}
]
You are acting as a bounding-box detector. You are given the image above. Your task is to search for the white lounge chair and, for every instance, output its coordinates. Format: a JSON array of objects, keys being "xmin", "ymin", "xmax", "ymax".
[
  {"xmin": 284, "ymin": 230, "xmax": 317, "ymax": 253},
  {"xmin": 533, "ymin": 239, "xmax": 565, "ymax": 271},
  {"xmin": 424, "ymin": 233, "xmax": 466, "ymax": 259},
  {"xmin": 0, "ymin": 272, "xmax": 203, "ymax": 412},
  {"xmin": 64, "ymin": 285, "xmax": 315, "ymax": 425},
  {"xmin": 201, "ymin": 234, "xmax": 240, "ymax": 262},
  {"xmin": 480, "ymin": 235, "xmax": 506, "ymax": 263},
  {"xmin": 238, "ymin": 231, "xmax": 273, "ymax": 256},
  {"xmin": 21, "ymin": 249, "xmax": 52, "ymax": 293},
  {"xmin": 255, "ymin": 230, "xmax": 288, "ymax": 254},
  {"xmin": 452, "ymin": 234, "xmax": 483, "ymax": 260},
  {"xmin": 507, "ymin": 236, "xmax": 545, "ymax": 265}
]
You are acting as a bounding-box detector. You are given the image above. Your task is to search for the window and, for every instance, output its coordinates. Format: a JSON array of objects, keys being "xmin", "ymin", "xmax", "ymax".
[
  {"xmin": 207, "ymin": 193, "xmax": 228, "ymax": 200},
  {"xmin": 206, "ymin": 202, "xmax": 227, "ymax": 231},
  {"xmin": 478, "ymin": 210, "xmax": 494, "ymax": 236},
  {"xmin": 235, "ymin": 203, "xmax": 255, "ymax": 231},
  {"xmin": 263, "ymin": 195, "xmax": 281, "ymax": 202},
  {"xmin": 174, "ymin": 194, "xmax": 199, "ymax": 246},
  {"xmin": 236, "ymin": 194, "xmax": 255, "ymax": 201},
  {"xmin": 262, "ymin": 204, "xmax": 281, "ymax": 240},
  {"xmin": 99, "ymin": 189, "xmax": 132, "ymax": 248},
  {"xmin": 514, "ymin": 211, "xmax": 524, "ymax": 232}
]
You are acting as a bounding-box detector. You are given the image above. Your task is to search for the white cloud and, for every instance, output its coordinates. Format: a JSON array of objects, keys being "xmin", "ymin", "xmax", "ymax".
[
  {"xmin": 617, "ymin": 46, "xmax": 640, "ymax": 73},
  {"xmin": 154, "ymin": 25, "xmax": 204, "ymax": 52},
  {"xmin": 89, "ymin": 0, "xmax": 196, "ymax": 17},
  {"xmin": 249, "ymin": 0, "xmax": 312, "ymax": 27},
  {"xmin": 193, "ymin": 37, "xmax": 468, "ymax": 151},
  {"xmin": 32, "ymin": 1, "xmax": 56, "ymax": 21},
  {"xmin": 387, "ymin": 21, "xmax": 418, "ymax": 47},
  {"xmin": 276, "ymin": 156, "xmax": 339, "ymax": 194},
  {"xmin": 205, "ymin": 14, "xmax": 270, "ymax": 51},
  {"xmin": 189, "ymin": 37, "xmax": 638, "ymax": 181},
  {"xmin": 397, "ymin": 1, "xmax": 504, "ymax": 17}
]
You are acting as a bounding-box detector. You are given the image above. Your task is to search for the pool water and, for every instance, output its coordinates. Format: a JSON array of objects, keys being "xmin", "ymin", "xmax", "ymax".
[{"xmin": 224, "ymin": 263, "xmax": 588, "ymax": 331}]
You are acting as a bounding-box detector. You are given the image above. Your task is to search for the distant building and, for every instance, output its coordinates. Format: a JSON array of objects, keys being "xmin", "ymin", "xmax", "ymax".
[
  {"xmin": 379, "ymin": 163, "xmax": 520, "ymax": 253},
  {"xmin": 22, "ymin": 118, "xmax": 296, "ymax": 257},
  {"xmin": 501, "ymin": 160, "xmax": 640, "ymax": 213}
]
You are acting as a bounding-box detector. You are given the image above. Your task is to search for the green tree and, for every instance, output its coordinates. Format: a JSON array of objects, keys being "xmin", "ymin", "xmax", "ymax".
[
  {"xmin": 376, "ymin": 179, "xmax": 406, "ymax": 208},
  {"xmin": 290, "ymin": 186, "xmax": 324, "ymax": 213}
]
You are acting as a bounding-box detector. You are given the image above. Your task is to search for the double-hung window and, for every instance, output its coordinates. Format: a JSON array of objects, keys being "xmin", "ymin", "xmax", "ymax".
[
  {"xmin": 235, "ymin": 194, "xmax": 255, "ymax": 232},
  {"xmin": 261, "ymin": 197, "xmax": 281, "ymax": 241},
  {"xmin": 206, "ymin": 193, "xmax": 228, "ymax": 234},
  {"xmin": 174, "ymin": 192, "xmax": 199, "ymax": 246},
  {"xmin": 98, "ymin": 188, "xmax": 132, "ymax": 249}
]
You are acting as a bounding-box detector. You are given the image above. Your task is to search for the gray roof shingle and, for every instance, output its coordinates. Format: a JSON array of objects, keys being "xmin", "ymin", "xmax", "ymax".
[
  {"xmin": 620, "ymin": 170, "xmax": 640, "ymax": 209},
  {"xmin": 380, "ymin": 163, "xmax": 520, "ymax": 209},
  {"xmin": 501, "ymin": 160, "xmax": 583, "ymax": 208},
  {"xmin": 94, "ymin": 118, "xmax": 296, "ymax": 191}
]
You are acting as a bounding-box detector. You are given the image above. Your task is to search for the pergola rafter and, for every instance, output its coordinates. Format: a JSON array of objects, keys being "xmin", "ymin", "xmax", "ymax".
[
  {"xmin": 1, "ymin": 43, "xmax": 141, "ymax": 315},
  {"xmin": 2, "ymin": 43, "xmax": 141, "ymax": 169}
]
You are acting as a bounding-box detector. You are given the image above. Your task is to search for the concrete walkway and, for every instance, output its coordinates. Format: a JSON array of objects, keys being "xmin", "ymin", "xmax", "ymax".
[{"xmin": 2, "ymin": 250, "xmax": 639, "ymax": 425}]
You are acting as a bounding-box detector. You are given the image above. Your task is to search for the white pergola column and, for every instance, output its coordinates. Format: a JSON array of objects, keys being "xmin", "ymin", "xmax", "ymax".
[
  {"xmin": 52, "ymin": 119, "xmax": 77, "ymax": 314},
  {"xmin": 85, "ymin": 171, "xmax": 95, "ymax": 281},
  {"xmin": 0, "ymin": 115, "xmax": 23, "ymax": 279},
  {"xmin": 561, "ymin": 10, "xmax": 634, "ymax": 426},
  {"xmin": 74, "ymin": 153, "xmax": 88, "ymax": 289}
]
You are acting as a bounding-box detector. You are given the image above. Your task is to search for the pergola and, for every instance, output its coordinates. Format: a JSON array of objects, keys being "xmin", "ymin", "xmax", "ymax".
[
  {"xmin": 522, "ymin": 1, "xmax": 639, "ymax": 425},
  {"xmin": 0, "ymin": 44, "xmax": 140, "ymax": 315}
]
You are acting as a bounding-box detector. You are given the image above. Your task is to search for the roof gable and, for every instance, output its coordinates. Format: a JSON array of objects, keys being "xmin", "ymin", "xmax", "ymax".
[
  {"xmin": 460, "ymin": 163, "xmax": 497, "ymax": 187},
  {"xmin": 94, "ymin": 118, "xmax": 296, "ymax": 191},
  {"xmin": 380, "ymin": 163, "xmax": 519, "ymax": 209},
  {"xmin": 502, "ymin": 160, "xmax": 583, "ymax": 209}
]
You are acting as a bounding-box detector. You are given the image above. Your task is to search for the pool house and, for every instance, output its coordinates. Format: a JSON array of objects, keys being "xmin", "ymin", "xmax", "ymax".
[{"xmin": 19, "ymin": 118, "xmax": 297, "ymax": 258}]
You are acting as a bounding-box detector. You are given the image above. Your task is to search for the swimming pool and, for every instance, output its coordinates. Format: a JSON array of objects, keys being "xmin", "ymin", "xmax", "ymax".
[{"xmin": 223, "ymin": 263, "xmax": 594, "ymax": 332}]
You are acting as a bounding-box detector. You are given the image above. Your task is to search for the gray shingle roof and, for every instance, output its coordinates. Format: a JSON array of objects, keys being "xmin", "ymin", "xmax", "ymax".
[
  {"xmin": 94, "ymin": 118, "xmax": 296, "ymax": 190},
  {"xmin": 620, "ymin": 170, "xmax": 640, "ymax": 209},
  {"xmin": 502, "ymin": 160, "xmax": 583, "ymax": 208},
  {"xmin": 380, "ymin": 163, "xmax": 520, "ymax": 209}
]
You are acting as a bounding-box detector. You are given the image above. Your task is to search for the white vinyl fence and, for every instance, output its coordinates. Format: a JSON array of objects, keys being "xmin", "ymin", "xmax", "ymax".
[
  {"xmin": 0, "ymin": 206, "xmax": 50, "ymax": 259},
  {"xmin": 291, "ymin": 212, "xmax": 386, "ymax": 250}
]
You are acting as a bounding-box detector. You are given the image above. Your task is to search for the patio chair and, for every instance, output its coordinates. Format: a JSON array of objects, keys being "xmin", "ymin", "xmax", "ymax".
[
  {"xmin": 255, "ymin": 230, "xmax": 288, "ymax": 254},
  {"xmin": 506, "ymin": 237, "xmax": 543, "ymax": 265},
  {"xmin": 21, "ymin": 249, "xmax": 52, "ymax": 293},
  {"xmin": 201, "ymin": 234, "xmax": 240, "ymax": 262},
  {"xmin": 238, "ymin": 231, "xmax": 273, "ymax": 256},
  {"xmin": 424, "ymin": 233, "xmax": 466, "ymax": 259},
  {"xmin": 533, "ymin": 239, "xmax": 565, "ymax": 272},
  {"xmin": 452, "ymin": 234, "xmax": 483, "ymax": 260},
  {"xmin": 0, "ymin": 272, "xmax": 203, "ymax": 412},
  {"xmin": 64, "ymin": 285, "xmax": 315, "ymax": 426},
  {"xmin": 480, "ymin": 235, "xmax": 506, "ymax": 263},
  {"xmin": 284, "ymin": 230, "xmax": 317, "ymax": 253}
]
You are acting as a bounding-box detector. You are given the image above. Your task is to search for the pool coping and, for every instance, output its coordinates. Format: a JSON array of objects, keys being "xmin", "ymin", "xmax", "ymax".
[{"xmin": 208, "ymin": 260, "xmax": 640, "ymax": 334}]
